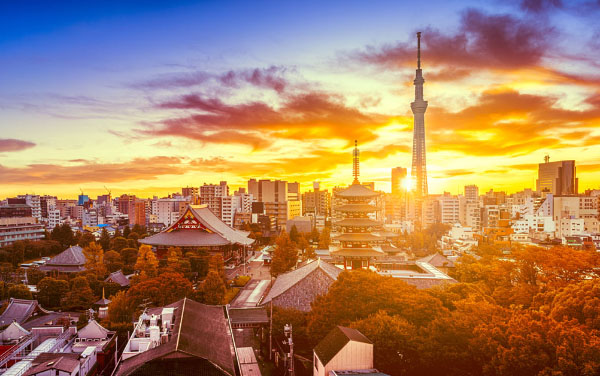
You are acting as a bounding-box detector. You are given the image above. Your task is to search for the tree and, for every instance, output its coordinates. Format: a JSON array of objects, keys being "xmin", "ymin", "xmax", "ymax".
[
  {"xmin": 83, "ymin": 242, "xmax": 107, "ymax": 277},
  {"xmin": 63, "ymin": 276, "xmax": 96, "ymax": 310},
  {"xmin": 208, "ymin": 255, "xmax": 227, "ymax": 285},
  {"xmin": 26, "ymin": 268, "xmax": 46, "ymax": 285},
  {"xmin": 104, "ymin": 250, "xmax": 124, "ymax": 273},
  {"xmin": 310, "ymin": 227, "xmax": 320, "ymax": 243},
  {"xmin": 51, "ymin": 223, "xmax": 75, "ymax": 248},
  {"xmin": 108, "ymin": 290, "xmax": 134, "ymax": 324},
  {"xmin": 99, "ymin": 228, "xmax": 111, "ymax": 250},
  {"xmin": 37, "ymin": 277, "xmax": 69, "ymax": 309},
  {"xmin": 78, "ymin": 232, "xmax": 96, "ymax": 247},
  {"xmin": 128, "ymin": 272, "xmax": 193, "ymax": 308},
  {"xmin": 123, "ymin": 226, "xmax": 131, "ymax": 238},
  {"xmin": 352, "ymin": 311, "xmax": 419, "ymax": 376},
  {"xmin": 199, "ymin": 271, "xmax": 226, "ymax": 305},
  {"xmin": 271, "ymin": 231, "xmax": 298, "ymax": 277},
  {"xmin": 120, "ymin": 247, "xmax": 138, "ymax": 275},
  {"xmin": 8, "ymin": 284, "xmax": 32, "ymax": 300},
  {"xmin": 111, "ymin": 237, "xmax": 128, "ymax": 252},
  {"xmin": 549, "ymin": 279, "xmax": 600, "ymax": 330},
  {"xmin": 318, "ymin": 226, "xmax": 330, "ymax": 249},
  {"xmin": 289, "ymin": 225, "xmax": 300, "ymax": 243},
  {"xmin": 307, "ymin": 270, "xmax": 446, "ymax": 344},
  {"xmin": 134, "ymin": 245, "xmax": 158, "ymax": 278}
]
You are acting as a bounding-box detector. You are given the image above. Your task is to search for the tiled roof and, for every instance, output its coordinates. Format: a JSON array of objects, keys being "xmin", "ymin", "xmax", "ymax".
[
  {"xmin": 0, "ymin": 321, "xmax": 30, "ymax": 341},
  {"xmin": 335, "ymin": 204, "xmax": 377, "ymax": 213},
  {"xmin": 334, "ymin": 218, "xmax": 382, "ymax": 227},
  {"xmin": 335, "ymin": 184, "xmax": 379, "ymax": 198},
  {"xmin": 78, "ymin": 319, "xmax": 111, "ymax": 340},
  {"xmin": 116, "ymin": 298, "xmax": 236, "ymax": 376},
  {"xmin": 25, "ymin": 353, "xmax": 81, "ymax": 375},
  {"xmin": 228, "ymin": 307, "xmax": 269, "ymax": 325},
  {"xmin": 261, "ymin": 259, "xmax": 342, "ymax": 305},
  {"xmin": 0, "ymin": 298, "xmax": 49, "ymax": 326},
  {"xmin": 140, "ymin": 205, "xmax": 253, "ymax": 247},
  {"xmin": 39, "ymin": 246, "xmax": 86, "ymax": 273},
  {"xmin": 329, "ymin": 247, "xmax": 385, "ymax": 257},
  {"xmin": 314, "ymin": 326, "xmax": 372, "ymax": 366},
  {"xmin": 334, "ymin": 233, "xmax": 382, "ymax": 242},
  {"xmin": 418, "ymin": 253, "xmax": 455, "ymax": 268},
  {"xmin": 105, "ymin": 270, "xmax": 131, "ymax": 287}
]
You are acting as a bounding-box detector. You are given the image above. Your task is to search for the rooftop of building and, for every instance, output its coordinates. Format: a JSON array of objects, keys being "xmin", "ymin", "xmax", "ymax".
[{"xmin": 314, "ymin": 326, "xmax": 372, "ymax": 365}]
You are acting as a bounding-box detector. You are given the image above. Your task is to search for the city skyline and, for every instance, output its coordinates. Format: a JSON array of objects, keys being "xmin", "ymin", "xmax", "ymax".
[{"xmin": 2, "ymin": 1, "xmax": 600, "ymax": 198}]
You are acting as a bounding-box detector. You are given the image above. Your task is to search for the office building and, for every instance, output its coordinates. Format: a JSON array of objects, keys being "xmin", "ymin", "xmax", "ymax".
[{"xmin": 536, "ymin": 157, "xmax": 577, "ymax": 195}]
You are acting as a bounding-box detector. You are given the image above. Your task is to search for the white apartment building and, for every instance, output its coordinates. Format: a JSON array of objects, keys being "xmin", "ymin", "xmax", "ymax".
[
  {"xmin": 512, "ymin": 215, "xmax": 555, "ymax": 234},
  {"xmin": 17, "ymin": 194, "xmax": 41, "ymax": 220},
  {"xmin": 438, "ymin": 193, "xmax": 460, "ymax": 224},
  {"xmin": 557, "ymin": 217, "xmax": 585, "ymax": 238},
  {"xmin": 47, "ymin": 209, "xmax": 62, "ymax": 229}
]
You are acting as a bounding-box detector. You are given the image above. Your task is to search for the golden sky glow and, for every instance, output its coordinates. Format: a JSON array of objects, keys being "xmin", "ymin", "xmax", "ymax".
[{"xmin": 1, "ymin": 2, "xmax": 600, "ymax": 199}]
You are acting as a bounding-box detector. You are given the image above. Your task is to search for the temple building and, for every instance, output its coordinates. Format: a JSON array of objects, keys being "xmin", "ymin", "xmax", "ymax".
[
  {"xmin": 330, "ymin": 141, "xmax": 386, "ymax": 269},
  {"xmin": 140, "ymin": 204, "xmax": 254, "ymax": 261}
]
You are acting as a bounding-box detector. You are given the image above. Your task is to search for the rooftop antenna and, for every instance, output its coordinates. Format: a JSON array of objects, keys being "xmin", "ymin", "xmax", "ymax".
[
  {"xmin": 352, "ymin": 140, "xmax": 360, "ymax": 185},
  {"xmin": 544, "ymin": 154, "xmax": 550, "ymax": 163},
  {"xmin": 417, "ymin": 31, "xmax": 421, "ymax": 69}
]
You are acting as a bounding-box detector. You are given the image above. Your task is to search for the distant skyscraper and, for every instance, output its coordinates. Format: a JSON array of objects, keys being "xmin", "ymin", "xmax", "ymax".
[
  {"xmin": 391, "ymin": 167, "xmax": 407, "ymax": 196},
  {"xmin": 464, "ymin": 185, "xmax": 479, "ymax": 204},
  {"xmin": 410, "ymin": 32, "xmax": 428, "ymax": 198},
  {"xmin": 536, "ymin": 156, "xmax": 578, "ymax": 195}
]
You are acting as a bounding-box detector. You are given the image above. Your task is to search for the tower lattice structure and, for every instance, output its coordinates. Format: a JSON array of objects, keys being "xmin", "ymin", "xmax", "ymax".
[{"xmin": 410, "ymin": 32, "xmax": 428, "ymax": 198}]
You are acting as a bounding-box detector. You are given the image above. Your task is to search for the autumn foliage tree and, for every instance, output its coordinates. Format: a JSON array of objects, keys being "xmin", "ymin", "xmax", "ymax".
[
  {"xmin": 83, "ymin": 242, "xmax": 107, "ymax": 277},
  {"xmin": 134, "ymin": 245, "xmax": 158, "ymax": 278}
]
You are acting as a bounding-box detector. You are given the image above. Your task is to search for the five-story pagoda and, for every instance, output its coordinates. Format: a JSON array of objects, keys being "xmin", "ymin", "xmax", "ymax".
[{"xmin": 330, "ymin": 141, "xmax": 385, "ymax": 269}]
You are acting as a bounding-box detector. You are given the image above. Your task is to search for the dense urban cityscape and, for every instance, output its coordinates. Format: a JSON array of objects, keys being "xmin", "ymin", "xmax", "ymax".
[{"xmin": 2, "ymin": 1, "xmax": 600, "ymax": 376}]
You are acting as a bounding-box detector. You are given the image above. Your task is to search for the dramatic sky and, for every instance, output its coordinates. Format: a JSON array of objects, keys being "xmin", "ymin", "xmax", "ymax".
[{"xmin": 1, "ymin": 0, "xmax": 600, "ymax": 199}]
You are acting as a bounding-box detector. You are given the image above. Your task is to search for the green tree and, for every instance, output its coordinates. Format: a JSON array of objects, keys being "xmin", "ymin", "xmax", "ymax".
[
  {"xmin": 199, "ymin": 271, "xmax": 226, "ymax": 305},
  {"xmin": 317, "ymin": 226, "xmax": 330, "ymax": 249},
  {"xmin": 8, "ymin": 284, "xmax": 32, "ymax": 300},
  {"xmin": 63, "ymin": 276, "xmax": 96, "ymax": 310},
  {"xmin": 78, "ymin": 232, "xmax": 96, "ymax": 247},
  {"xmin": 104, "ymin": 250, "xmax": 124, "ymax": 273},
  {"xmin": 99, "ymin": 228, "xmax": 111, "ymax": 250},
  {"xmin": 108, "ymin": 290, "xmax": 134, "ymax": 324},
  {"xmin": 271, "ymin": 231, "xmax": 298, "ymax": 277},
  {"xmin": 26, "ymin": 268, "xmax": 46, "ymax": 285},
  {"xmin": 289, "ymin": 225, "xmax": 300, "ymax": 243},
  {"xmin": 37, "ymin": 277, "xmax": 69, "ymax": 309},
  {"xmin": 111, "ymin": 237, "xmax": 128, "ymax": 252}
]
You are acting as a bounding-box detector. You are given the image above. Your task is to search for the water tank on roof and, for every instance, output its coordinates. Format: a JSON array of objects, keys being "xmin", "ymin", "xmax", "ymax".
[{"xmin": 149, "ymin": 326, "xmax": 160, "ymax": 347}]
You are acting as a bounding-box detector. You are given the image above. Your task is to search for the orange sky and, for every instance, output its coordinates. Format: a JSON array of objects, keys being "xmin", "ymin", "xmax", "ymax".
[{"xmin": 1, "ymin": 2, "xmax": 600, "ymax": 199}]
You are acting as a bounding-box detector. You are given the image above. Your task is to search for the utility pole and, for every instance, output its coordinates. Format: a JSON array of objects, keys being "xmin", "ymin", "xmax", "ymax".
[
  {"xmin": 269, "ymin": 300, "xmax": 273, "ymax": 360},
  {"xmin": 284, "ymin": 324, "xmax": 294, "ymax": 376}
]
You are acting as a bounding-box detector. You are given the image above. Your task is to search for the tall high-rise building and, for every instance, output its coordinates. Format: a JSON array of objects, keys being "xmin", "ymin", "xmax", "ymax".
[
  {"xmin": 536, "ymin": 156, "xmax": 577, "ymax": 195},
  {"xmin": 410, "ymin": 32, "xmax": 428, "ymax": 198},
  {"xmin": 391, "ymin": 167, "xmax": 408, "ymax": 196}
]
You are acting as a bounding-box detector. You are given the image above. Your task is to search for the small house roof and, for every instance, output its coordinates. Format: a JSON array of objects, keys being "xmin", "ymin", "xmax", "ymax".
[
  {"xmin": 418, "ymin": 253, "xmax": 455, "ymax": 268},
  {"xmin": 314, "ymin": 326, "xmax": 372, "ymax": 366},
  {"xmin": 0, "ymin": 298, "xmax": 50, "ymax": 326},
  {"xmin": 105, "ymin": 270, "xmax": 130, "ymax": 287},
  {"xmin": 25, "ymin": 353, "xmax": 81, "ymax": 375},
  {"xmin": 0, "ymin": 321, "xmax": 30, "ymax": 341},
  {"xmin": 78, "ymin": 319, "xmax": 111, "ymax": 340}
]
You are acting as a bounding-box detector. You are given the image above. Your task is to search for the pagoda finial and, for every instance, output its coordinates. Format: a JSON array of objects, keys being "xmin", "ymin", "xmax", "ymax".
[
  {"xmin": 417, "ymin": 32, "xmax": 421, "ymax": 69},
  {"xmin": 353, "ymin": 140, "xmax": 360, "ymax": 184},
  {"xmin": 102, "ymin": 287, "xmax": 105, "ymax": 300}
]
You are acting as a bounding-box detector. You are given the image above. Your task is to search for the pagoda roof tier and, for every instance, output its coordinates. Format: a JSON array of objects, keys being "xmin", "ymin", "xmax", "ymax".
[
  {"xmin": 140, "ymin": 205, "xmax": 254, "ymax": 247},
  {"xmin": 336, "ymin": 184, "xmax": 379, "ymax": 198},
  {"xmin": 334, "ymin": 218, "xmax": 381, "ymax": 227},
  {"xmin": 329, "ymin": 247, "xmax": 385, "ymax": 257},
  {"xmin": 335, "ymin": 233, "xmax": 383, "ymax": 242},
  {"xmin": 335, "ymin": 204, "xmax": 377, "ymax": 213}
]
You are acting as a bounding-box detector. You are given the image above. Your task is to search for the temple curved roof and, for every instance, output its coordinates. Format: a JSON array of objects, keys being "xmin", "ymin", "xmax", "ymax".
[
  {"xmin": 140, "ymin": 205, "xmax": 254, "ymax": 247},
  {"xmin": 334, "ymin": 233, "xmax": 382, "ymax": 242},
  {"xmin": 334, "ymin": 218, "xmax": 381, "ymax": 227},
  {"xmin": 329, "ymin": 247, "xmax": 385, "ymax": 257},
  {"xmin": 335, "ymin": 184, "xmax": 379, "ymax": 198},
  {"xmin": 335, "ymin": 204, "xmax": 376, "ymax": 213}
]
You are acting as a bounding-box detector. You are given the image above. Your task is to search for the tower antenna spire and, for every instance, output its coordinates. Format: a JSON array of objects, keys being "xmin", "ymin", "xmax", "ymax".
[
  {"xmin": 352, "ymin": 140, "xmax": 360, "ymax": 184},
  {"xmin": 417, "ymin": 31, "xmax": 421, "ymax": 69}
]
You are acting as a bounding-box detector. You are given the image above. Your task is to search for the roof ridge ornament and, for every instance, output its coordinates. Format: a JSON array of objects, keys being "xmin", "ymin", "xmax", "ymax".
[{"xmin": 352, "ymin": 140, "xmax": 360, "ymax": 185}]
